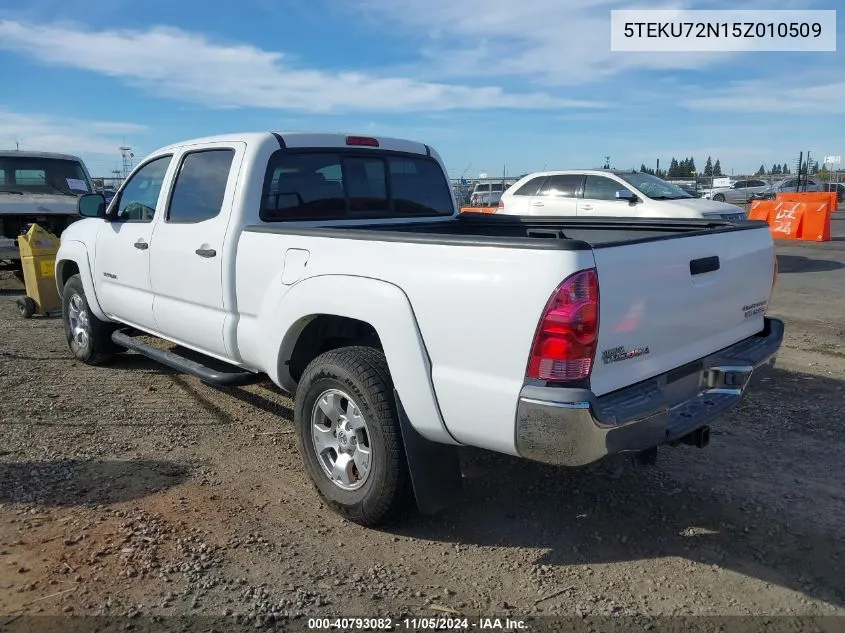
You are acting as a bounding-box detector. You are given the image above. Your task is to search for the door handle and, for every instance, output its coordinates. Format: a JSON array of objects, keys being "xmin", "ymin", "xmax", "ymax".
[
  {"xmin": 134, "ymin": 239, "xmax": 148, "ymax": 250},
  {"xmin": 531, "ymin": 201, "xmax": 544, "ymax": 206},
  {"xmin": 195, "ymin": 247, "xmax": 217, "ymax": 258},
  {"xmin": 690, "ymin": 255, "xmax": 720, "ymax": 276},
  {"xmin": 581, "ymin": 204, "xmax": 594, "ymax": 210}
]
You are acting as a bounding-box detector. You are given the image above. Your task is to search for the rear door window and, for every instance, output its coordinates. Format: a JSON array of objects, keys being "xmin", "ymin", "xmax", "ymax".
[
  {"xmin": 538, "ymin": 174, "xmax": 583, "ymax": 198},
  {"xmin": 261, "ymin": 151, "xmax": 453, "ymax": 221},
  {"xmin": 512, "ymin": 176, "xmax": 547, "ymax": 196}
]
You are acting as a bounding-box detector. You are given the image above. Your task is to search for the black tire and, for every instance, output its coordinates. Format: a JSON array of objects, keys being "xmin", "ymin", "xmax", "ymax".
[
  {"xmin": 16, "ymin": 296, "xmax": 36, "ymax": 319},
  {"xmin": 713, "ymin": 193, "xmax": 726, "ymax": 202},
  {"xmin": 61, "ymin": 274, "xmax": 119, "ymax": 365},
  {"xmin": 294, "ymin": 346, "xmax": 412, "ymax": 526}
]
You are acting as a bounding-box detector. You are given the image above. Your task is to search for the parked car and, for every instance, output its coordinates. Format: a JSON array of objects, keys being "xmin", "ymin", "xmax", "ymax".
[
  {"xmin": 768, "ymin": 177, "xmax": 823, "ymax": 194},
  {"xmin": 497, "ymin": 170, "xmax": 746, "ymax": 221},
  {"xmin": 702, "ymin": 179, "xmax": 770, "ymax": 203},
  {"xmin": 55, "ymin": 132, "xmax": 783, "ymax": 527},
  {"xmin": 0, "ymin": 151, "xmax": 94, "ymax": 266},
  {"xmin": 676, "ymin": 183, "xmax": 703, "ymax": 198},
  {"xmin": 822, "ymin": 182, "xmax": 844, "ymax": 203},
  {"xmin": 469, "ymin": 181, "xmax": 515, "ymax": 207}
]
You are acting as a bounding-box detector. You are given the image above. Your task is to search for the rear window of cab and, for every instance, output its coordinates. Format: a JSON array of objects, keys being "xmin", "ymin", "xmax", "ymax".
[{"xmin": 260, "ymin": 151, "xmax": 454, "ymax": 221}]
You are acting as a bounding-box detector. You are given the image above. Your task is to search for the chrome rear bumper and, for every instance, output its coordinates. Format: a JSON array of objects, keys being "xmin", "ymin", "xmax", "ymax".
[{"xmin": 515, "ymin": 317, "xmax": 784, "ymax": 467}]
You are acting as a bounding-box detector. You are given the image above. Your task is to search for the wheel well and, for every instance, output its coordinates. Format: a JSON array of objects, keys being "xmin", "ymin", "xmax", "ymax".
[
  {"xmin": 58, "ymin": 261, "xmax": 80, "ymax": 293},
  {"xmin": 287, "ymin": 315, "xmax": 382, "ymax": 383}
]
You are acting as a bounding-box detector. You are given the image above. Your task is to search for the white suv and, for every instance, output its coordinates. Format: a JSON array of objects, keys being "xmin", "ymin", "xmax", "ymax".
[{"xmin": 496, "ymin": 170, "xmax": 746, "ymax": 221}]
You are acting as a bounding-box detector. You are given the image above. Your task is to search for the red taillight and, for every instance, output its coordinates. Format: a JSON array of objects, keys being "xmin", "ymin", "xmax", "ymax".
[
  {"xmin": 526, "ymin": 269, "xmax": 599, "ymax": 382},
  {"xmin": 495, "ymin": 199, "xmax": 504, "ymax": 212},
  {"xmin": 346, "ymin": 136, "xmax": 379, "ymax": 147}
]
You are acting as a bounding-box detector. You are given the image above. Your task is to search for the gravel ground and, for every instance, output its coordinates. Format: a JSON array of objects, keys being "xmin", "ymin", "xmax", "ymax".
[{"xmin": 1, "ymin": 216, "xmax": 844, "ymax": 631}]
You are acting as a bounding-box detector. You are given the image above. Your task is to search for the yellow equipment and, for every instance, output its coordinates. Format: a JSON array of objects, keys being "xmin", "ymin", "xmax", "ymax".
[{"xmin": 16, "ymin": 223, "xmax": 61, "ymax": 319}]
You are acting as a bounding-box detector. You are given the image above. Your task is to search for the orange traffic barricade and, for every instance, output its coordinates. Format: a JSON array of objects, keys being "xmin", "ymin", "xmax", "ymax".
[
  {"xmin": 748, "ymin": 200, "xmax": 778, "ymax": 222},
  {"xmin": 776, "ymin": 191, "xmax": 837, "ymax": 213},
  {"xmin": 460, "ymin": 206, "xmax": 497, "ymax": 214},
  {"xmin": 749, "ymin": 198, "xmax": 831, "ymax": 242}
]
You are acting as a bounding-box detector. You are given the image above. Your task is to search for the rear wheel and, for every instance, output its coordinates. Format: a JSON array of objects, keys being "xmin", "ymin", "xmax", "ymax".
[
  {"xmin": 61, "ymin": 274, "xmax": 119, "ymax": 365},
  {"xmin": 294, "ymin": 346, "xmax": 412, "ymax": 526}
]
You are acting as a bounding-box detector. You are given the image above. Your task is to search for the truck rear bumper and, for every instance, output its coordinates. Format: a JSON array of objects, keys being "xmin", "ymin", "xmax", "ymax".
[{"xmin": 515, "ymin": 317, "xmax": 784, "ymax": 467}]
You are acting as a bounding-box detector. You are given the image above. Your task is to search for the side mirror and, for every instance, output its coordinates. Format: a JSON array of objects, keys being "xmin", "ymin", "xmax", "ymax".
[
  {"xmin": 615, "ymin": 189, "xmax": 637, "ymax": 202},
  {"xmin": 78, "ymin": 193, "xmax": 107, "ymax": 218}
]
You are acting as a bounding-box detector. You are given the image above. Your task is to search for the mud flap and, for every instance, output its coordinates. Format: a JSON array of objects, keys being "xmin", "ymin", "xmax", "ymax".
[{"xmin": 393, "ymin": 389, "xmax": 463, "ymax": 515}]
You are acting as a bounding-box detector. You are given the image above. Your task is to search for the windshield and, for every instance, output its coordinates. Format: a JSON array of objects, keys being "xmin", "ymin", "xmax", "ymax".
[
  {"xmin": 0, "ymin": 157, "xmax": 90, "ymax": 195},
  {"xmin": 616, "ymin": 172, "xmax": 693, "ymax": 200}
]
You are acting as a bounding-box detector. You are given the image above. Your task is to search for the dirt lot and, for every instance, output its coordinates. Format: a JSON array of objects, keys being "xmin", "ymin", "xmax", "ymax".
[{"xmin": 1, "ymin": 214, "xmax": 844, "ymax": 631}]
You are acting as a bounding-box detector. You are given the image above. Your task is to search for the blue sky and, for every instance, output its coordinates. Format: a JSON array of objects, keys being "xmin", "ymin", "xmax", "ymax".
[{"xmin": 0, "ymin": 0, "xmax": 842, "ymax": 179}]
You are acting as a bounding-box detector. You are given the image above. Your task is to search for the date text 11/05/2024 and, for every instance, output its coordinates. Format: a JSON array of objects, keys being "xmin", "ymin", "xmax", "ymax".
[{"xmin": 307, "ymin": 617, "xmax": 528, "ymax": 630}]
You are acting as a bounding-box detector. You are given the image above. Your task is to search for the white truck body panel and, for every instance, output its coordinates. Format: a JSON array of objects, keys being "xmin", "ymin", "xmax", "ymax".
[
  {"xmin": 55, "ymin": 131, "xmax": 782, "ymax": 470},
  {"xmin": 588, "ymin": 227, "xmax": 774, "ymax": 397}
]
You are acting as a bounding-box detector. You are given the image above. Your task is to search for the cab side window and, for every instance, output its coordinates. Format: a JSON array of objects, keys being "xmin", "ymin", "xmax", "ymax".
[
  {"xmin": 167, "ymin": 149, "xmax": 235, "ymax": 223},
  {"xmin": 114, "ymin": 156, "xmax": 173, "ymax": 222}
]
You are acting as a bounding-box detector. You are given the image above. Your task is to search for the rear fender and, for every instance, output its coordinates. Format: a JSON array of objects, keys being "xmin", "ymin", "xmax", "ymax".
[{"xmin": 259, "ymin": 274, "xmax": 458, "ymax": 446}]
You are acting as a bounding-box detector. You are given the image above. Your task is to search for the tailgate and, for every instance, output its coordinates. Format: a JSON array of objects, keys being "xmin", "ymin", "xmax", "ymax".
[{"xmin": 589, "ymin": 226, "xmax": 775, "ymax": 397}]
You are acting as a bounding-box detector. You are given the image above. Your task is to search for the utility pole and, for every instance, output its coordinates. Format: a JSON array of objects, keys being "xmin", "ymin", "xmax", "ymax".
[{"xmin": 805, "ymin": 150, "xmax": 813, "ymax": 191}]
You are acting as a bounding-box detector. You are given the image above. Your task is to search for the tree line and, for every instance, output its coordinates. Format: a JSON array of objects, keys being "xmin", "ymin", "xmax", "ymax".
[
  {"xmin": 639, "ymin": 156, "xmax": 795, "ymax": 179},
  {"xmin": 754, "ymin": 160, "xmax": 823, "ymax": 177}
]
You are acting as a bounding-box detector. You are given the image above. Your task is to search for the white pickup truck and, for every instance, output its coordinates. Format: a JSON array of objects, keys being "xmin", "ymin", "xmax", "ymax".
[{"xmin": 54, "ymin": 132, "xmax": 784, "ymax": 526}]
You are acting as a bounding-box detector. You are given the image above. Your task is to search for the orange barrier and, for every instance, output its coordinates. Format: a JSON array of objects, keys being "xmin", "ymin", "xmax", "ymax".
[
  {"xmin": 775, "ymin": 191, "xmax": 837, "ymax": 214},
  {"xmin": 460, "ymin": 206, "xmax": 497, "ymax": 214},
  {"xmin": 748, "ymin": 199, "xmax": 831, "ymax": 242},
  {"xmin": 747, "ymin": 200, "xmax": 777, "ymax": 222}
]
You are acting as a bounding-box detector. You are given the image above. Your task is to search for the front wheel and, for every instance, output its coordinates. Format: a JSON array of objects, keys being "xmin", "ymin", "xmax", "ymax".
[
  {"xmin": 61, "ymin": 274, "xmax": 118, "ymax": 365},
  {"xmin": 294, "ymin": 346, "xmax": 412, "ymax": 526},
  {"xmin": 713, "ymin": 193, "xmax": 726, "ymax": 202}
]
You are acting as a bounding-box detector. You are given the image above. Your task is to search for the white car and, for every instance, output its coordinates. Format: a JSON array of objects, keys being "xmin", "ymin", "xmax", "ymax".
[
  {"xmin": 469, "ymin": 180, "xmax": 516, "ymax": 207},
  {"xmin": 497, "ymin": 170, "xmax": 747, "ymax": 221},
  {"xmin": 703, "ymin": 178, "xmax": 770, "ymax": 203},
  {"xmin": 55, "ymin": 132, "xmax": 782, "ymax": 527}
]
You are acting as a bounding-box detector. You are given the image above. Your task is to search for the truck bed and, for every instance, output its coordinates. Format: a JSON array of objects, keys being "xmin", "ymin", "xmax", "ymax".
[{"xmin": 244, "ymin": 213, "xmax": 758, "ymax": 249}]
